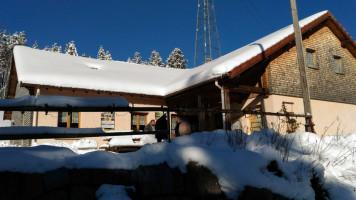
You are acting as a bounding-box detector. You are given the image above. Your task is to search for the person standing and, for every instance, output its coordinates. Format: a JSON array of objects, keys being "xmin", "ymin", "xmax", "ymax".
[{"xmin": 144, "ymin": 119, "xmax": 156, "ymax": 132}]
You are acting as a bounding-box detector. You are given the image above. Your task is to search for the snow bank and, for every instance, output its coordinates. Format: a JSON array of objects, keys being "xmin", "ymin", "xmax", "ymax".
[
  {"xmin": 96, "ymin": 184, "xmax": 134, "ymax": 200},
  {"xmin": 0, "ymin": 95, "xmax": 128, "ymax": 108},
  {"xmin": 1, "ymin": 129, "xmax": 355, "ymax": 199}
]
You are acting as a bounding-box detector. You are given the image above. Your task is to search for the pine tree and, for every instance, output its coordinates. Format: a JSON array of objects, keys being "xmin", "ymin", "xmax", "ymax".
[
  {"xmin": 166, "ymin": 48, "xmax": 188, "ymax": 69},
  {"xmin": 51, "ymin": 43, "xmax": 58, "ymax": 52},
  {"xmin": 32, "ymin": 41, "xmax": 38, "ymax": 49},
  {"xmin": 0, "ymin": 30, "xmax": 27, "ymax": 98},
  {"xmin": 105, "ymin": 50, "xmax": 112, "ymax": 61},
  {"xmin": 97, "ymin": 45, "xmax": 106, "ymax": 60},
  {"xmin": 65, "ymin": 41, "xmax": 78, "ymax": 56},
  {"xmin": 133, "ymin": 52, "xmax": 142, "ymax": 64},
  {"xmin": 127, "ymin": 57, "xmax": 132, "ymax": 63},
  {"xmin": 149, "ymin": 50, "xmax": 164, "ymax": 67},
  {"xmin": 9, "ymin": 31, "xmax": 27, "ymax": 46},
  {"xmin": 57, "ymin": 45, "xmax": 62, "ymax": 53},
  {"xmin": 43, "ymin": 46, "xmax": 50, "ymax": 51}
]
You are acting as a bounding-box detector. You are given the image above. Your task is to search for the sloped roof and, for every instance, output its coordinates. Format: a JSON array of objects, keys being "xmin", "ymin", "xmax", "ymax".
[{"xmin": 14, "ymin": 10, "xmax": 349, "ymax": 97}]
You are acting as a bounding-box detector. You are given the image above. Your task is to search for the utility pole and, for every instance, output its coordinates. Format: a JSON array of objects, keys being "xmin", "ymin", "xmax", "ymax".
[{"xmin": 290, "ymin": 0, "xmax": 313, "ymax": 132}]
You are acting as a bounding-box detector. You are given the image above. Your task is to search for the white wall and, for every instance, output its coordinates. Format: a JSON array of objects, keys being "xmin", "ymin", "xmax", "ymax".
[{"xmin": 263, "ymin": 95, "xmax": 356, "ymax": 135}]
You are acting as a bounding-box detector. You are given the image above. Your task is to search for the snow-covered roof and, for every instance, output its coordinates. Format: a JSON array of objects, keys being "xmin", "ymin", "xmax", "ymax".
[{"xmin": 13, "ymin": 11, "xmax": 328, "ymax": 97}]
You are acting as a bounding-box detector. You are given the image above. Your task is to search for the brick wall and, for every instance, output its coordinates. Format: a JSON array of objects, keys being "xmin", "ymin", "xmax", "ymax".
[{"xmin": 267, "ymin": 26, "xmax": 356, "ymax": 104}]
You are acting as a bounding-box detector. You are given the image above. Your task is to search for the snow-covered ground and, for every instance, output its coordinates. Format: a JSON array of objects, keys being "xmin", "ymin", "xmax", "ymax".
[{"xmin": 0, "ymin": 130, "xmax": 355, "ymax": 199}]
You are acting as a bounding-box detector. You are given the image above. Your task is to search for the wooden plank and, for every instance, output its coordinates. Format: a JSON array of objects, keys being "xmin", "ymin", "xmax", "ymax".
[
  {"xmin": 223, "ymin": 87, "xmax": 231, "ymax": 130},
  {"xmin": 198, "ymin": 95, "xmax": 205, "ymax": 132},
  {"xmin": 229, "ymin": 85, "xmax": 269, "ymax": 94}
]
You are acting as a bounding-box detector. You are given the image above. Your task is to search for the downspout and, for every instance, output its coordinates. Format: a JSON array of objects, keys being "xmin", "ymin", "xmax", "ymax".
[
  {"xmin": 215, "ymin": 80, "xmax": 226, "ymax": 130},
  {"xmin": 32, "ymin": 88, "xmax": 40, "ymax": 127},
  {"xmin": 32, "ymin": 88, "xmax": 40, "ymax": 145}
]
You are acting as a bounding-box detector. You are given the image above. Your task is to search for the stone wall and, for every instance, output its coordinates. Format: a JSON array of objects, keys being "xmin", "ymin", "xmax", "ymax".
[{"xmin": 267, "ymin": 26, "xmax": 356, "ymax": 105}]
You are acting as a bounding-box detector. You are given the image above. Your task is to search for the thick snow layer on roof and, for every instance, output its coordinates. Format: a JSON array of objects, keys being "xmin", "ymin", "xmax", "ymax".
[
  {"xmin": 13, "ymin": 11, "xmax": 327, "ymax": 96},
  {"xmin": 0, "ymin": 95, "xmax": 128, "ymax": 108}
]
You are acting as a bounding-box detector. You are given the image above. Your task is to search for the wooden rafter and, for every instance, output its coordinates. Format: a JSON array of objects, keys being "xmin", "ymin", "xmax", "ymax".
[{"xmin": 229, "ymin": 85, "xmax": 269, "ymax": 95}]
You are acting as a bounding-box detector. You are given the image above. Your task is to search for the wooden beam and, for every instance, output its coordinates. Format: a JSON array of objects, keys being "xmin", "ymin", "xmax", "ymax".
[
  {"xmin": 229, "ymin": 85, "xmax": 269, "ymax": 95},
  {"xmin": 198, "ymin": 95, "xmax": 205, "ymax": 132},
  {"xmin": 241, "ymin": 94, "xmax": 265, "ymax": 111},
  {"xmin": 223, "ymin": 88, "xmax": 231, "ymax": 130},
  {"xmin": 341, "ymin": 39, "xmax": 351, "ymax": 48},
  {"xmin": 290, "ymin": 0, "xmax": 313, "ymax": 132}
]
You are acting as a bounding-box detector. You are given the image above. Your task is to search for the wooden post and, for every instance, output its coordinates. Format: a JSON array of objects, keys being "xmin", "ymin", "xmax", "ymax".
[
  {"xmin": 167, "ymin": 111, "xmax": 171, "ymax": 143},
  {"xmin": 223, "ymin": 88, "xmax": 231, "ymax": 130},
  {"xmin": 290, "ymin": 0, "xmax": 313, "ymax": 132},
  {"xmin": 198, "ymin": 95, "xmax": 205, "ymax": 132}
]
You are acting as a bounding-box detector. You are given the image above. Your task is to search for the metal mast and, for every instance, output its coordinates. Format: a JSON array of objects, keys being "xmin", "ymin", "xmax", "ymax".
[{"xmin": 194, "ymin": 0, "xmax": 221, "ymax": 67}]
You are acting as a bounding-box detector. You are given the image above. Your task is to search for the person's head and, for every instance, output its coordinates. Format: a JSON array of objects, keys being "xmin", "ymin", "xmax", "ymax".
[{"xmin": 150, "ymin": 119, "xmax": 156, "ymax": 125}]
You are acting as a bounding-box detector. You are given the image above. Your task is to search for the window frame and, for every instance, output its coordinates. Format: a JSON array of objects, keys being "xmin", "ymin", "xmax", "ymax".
[
  {"xmin": 131, "ymin": 113, "xmax": 147, "ymax": 131},
  {"xmin": 333, "ymin": 55, "xmax": 343, "ymax": 74},
  {"xmin": 306, "ymin": 48, "xmax": 317, "ymax": 69},
  {"xmin": 58, "ymin": 112, "xmax": 80, "ymax": 128}
]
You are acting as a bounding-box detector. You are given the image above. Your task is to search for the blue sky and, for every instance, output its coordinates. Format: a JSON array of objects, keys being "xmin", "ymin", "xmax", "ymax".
[{"xmin": 0, "ymin": 0, "xmax": 355, "ymax": 68}]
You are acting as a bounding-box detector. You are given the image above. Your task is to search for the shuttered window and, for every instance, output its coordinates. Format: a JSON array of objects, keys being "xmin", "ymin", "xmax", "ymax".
[
  {"xmin": 306, "ymin": 49, "xmax": 317, "ymax": 69},
  {"xmin": 334, "ymin": 56, "xmax": 343, "ymax": 74}
]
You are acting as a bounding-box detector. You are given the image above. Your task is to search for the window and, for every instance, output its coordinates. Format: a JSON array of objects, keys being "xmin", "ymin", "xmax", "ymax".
[
  {"xmin": 58, "ymin": 112, "xmax": 79, "ymax": 128},
  {"xmin": 131, "ymin": 113, "xmax": 147, "ymax": 131},
  {"xmin": 333, "ymin": 56, "xmax": 343, "ymax": 74},
  {"xmin": 306, "ymin": 49, "xmax": 316, "ymax": 68}
]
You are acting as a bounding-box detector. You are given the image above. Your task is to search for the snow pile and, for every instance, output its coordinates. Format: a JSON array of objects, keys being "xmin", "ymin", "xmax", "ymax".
[
  {"xmin": 96, "ymin": 184, "xmax": 134, "ymax": 200},
  {"xmin": 0, "ymin": 95, "xmax": 128, "ymax": 108},
  {"xmin": 72, "ymin": 138, "xmax": 98, "ymax": 150},
  {"xmin": 108, "ymin": 134, "xmax": 157, "ymax": 147},
  {"xmin": 33, "ymin": 138, "xmax": 98, "ymax": 154},
  {"xmin": 0, "ymin": 130, "xmax": 355, "ymax": 199},
  {"xmin": 0, "ymin": 140, "xmax": 14, "ymax": 147},
  {"xmin": 0, "ymin": 111, "xmax": 11, "ymax": 127}
]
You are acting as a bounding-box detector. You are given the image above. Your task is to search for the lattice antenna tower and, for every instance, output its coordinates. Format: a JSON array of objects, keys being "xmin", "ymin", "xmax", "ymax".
[{"xmin": 194, "ymin": 0, "xmax": 222, "ymax": 67}]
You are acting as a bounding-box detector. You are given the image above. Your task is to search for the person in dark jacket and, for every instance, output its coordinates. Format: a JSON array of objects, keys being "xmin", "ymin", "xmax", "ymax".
[{"xmin": 155, "ymin": 114, "xmax": 168, "ymax": 142}]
